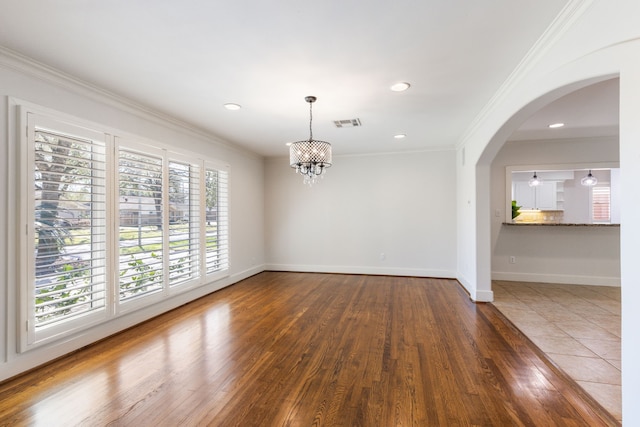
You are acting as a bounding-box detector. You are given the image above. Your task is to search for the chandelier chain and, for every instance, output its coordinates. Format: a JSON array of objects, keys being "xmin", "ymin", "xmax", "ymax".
[{"xmin": 308, "ymin": 101, "xmax": 313, "ymax": 141}]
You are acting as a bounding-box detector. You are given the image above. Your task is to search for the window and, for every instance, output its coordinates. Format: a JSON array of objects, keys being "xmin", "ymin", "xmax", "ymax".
[
  {"xmin": 31, "ymin": 125, "xmax": 108, "ymax": 338},
  {"xmin": 205, "ymin": 166, "xmax": 229, "ymax": 275},
  {"xmin": 20, "ymin": 106, "xmax": 229, "ymax": 351},
  {"xmin": 168, "ymin": 160, "xmax": 201, "ymax": 287},
  {"xmin": 592, "ymin": 186, "xmax": 611, "ymax": 223},
  {"xmin": 118, "ymin": 148, "xmax": 165, "ymax": 303}
]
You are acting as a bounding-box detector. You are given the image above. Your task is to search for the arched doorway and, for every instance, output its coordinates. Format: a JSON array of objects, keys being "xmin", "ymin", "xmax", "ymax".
[
  {"xmin": 484, "ymin": 78, "xmax": 621, "ymax": 419},
  {"xmin": 461, "ymin": 32, "xmax": 640, "ymax": 427}
]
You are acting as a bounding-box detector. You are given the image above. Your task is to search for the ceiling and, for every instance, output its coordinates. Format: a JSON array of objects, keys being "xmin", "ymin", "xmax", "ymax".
[
  {"xmin": 508, "ymin": 78, "xmax": 619, "ymax": 142},
  {"xmin": 1, "ymin": 1, "xmax": 616, "ymax": 158}
]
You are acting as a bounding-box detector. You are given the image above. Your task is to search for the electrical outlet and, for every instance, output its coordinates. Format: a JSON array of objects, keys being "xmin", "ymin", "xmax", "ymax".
[{"xmin": 509, "ymin": 256, "xmax": 516, "ymax": 264}]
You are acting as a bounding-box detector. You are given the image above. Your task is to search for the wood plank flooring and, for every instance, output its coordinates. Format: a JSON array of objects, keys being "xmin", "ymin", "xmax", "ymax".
[{"xmin": 0, "ymin": 272, "xmax": 619, "ymax": 426}]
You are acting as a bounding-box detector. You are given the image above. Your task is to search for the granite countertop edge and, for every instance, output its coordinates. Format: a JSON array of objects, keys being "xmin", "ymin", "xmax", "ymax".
[{"xmin": 502, "ymin": 222, "xmax": 620, "ymax": 227}]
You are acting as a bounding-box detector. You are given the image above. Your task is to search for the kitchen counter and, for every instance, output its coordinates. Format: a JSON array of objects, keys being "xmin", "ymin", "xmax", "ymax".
[{"xmin": 503, "ymin": 222, "xmax": 619, "ymax": 227}]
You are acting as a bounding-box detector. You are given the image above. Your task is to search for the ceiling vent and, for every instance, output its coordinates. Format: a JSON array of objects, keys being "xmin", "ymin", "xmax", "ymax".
[{"xmin": 333, "ymin": 118, "xmax": 362, "ymax": 128}]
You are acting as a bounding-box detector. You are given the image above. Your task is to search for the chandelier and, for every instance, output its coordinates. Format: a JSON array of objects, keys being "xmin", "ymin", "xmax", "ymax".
[{"xmin": 289, "ymin": 96, "xmax": 332, "ymax": 185}]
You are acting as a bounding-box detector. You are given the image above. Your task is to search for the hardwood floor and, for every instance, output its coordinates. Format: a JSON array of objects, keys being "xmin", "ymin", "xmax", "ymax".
[{"xmin": 0, "ymin": 272, "xmax": 619, "ymax": 426}]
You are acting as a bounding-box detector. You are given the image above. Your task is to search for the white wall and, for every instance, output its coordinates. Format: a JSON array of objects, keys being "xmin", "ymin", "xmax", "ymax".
[
  {"xmin": 264, "ymin": 150, "xmax": 457, "ymax": 278},
  {"xmin": 0, "ymin": 50, "xmax": 265, "ymax": 381},
  {"xmin": 491, "ymin": 137, "xmax": 620, "ymax": 286},
  {"xmin": 563, "ymin": 177, "xmax": 592, "ymax": 224},
  {"xmin": 611, "ymin": 167, "xmax": 621, "ymax": 224},
  {"xmin": 457, "ymin": 1, "xmax": 640, "ymax": 422},
  {"xmin": 619, "ymin": 56, "xmax": 640, "ymax": 427}
]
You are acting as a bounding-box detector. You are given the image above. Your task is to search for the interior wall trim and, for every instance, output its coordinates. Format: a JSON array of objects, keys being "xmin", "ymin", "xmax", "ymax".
[
  {"xmin": 458, "ymin": 0, "xmax": 595, "ymax": 150},
  {"xmin": 0, "ymin": 46, "xmax": 260, "ymax": 160},
  {"xmin": 265, "ymin": 264, "xmax": 456, "ymax": 279},
  {"xmin": 492, "ymin": 271, "xmax": 621, "ymax": 287}
]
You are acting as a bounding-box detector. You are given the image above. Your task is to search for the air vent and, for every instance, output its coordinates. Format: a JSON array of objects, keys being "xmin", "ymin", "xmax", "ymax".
[{"xmin": 333, "ymin": 118, "xmax": 362, "ymax": 128}]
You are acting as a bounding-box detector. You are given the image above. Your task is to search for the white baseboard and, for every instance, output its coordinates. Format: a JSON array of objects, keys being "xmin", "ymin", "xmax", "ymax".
[
  {"xmin": 265, "ymin": 263, "xmax": 456, "ymax": 279},
  {"xmin": 474, "ymin": 289, "xmax": 494, "ymax": 302},
  {"xmin": 456, "ymin": 272, "xmax": 472, "ymax": 293},
  {"xmin": 455, "ymin": 273, "xmax": 494, "ymax": 302},
  {"xmin": 229, "ymin": 264, "xmax": 266, "ymax": 283},
  {"xmin": 492, "ymin": 271, "xmax": 621, "ymax": 287}
]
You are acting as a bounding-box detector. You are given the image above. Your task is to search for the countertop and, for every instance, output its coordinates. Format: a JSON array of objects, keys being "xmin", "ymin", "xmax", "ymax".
[{"xmin": 503, "ymin": 222, "xmax": 619, "ymax": 227}]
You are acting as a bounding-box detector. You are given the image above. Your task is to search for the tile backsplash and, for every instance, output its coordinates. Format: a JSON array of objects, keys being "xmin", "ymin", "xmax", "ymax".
[{"xmin": 513, "ymin": 209, "xmax": 564, "ymax": 224}]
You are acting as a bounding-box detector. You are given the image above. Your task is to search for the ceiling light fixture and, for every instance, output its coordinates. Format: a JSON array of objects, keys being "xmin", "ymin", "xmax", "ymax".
[
  {"xmin": 548, "ymin": 122, "xmax": 564, "ymax": 128},
  {"xmin": 581, "ymin": 170, "xmax": 598, "ymax": 186},
  {"xmin": 390, "ymin": 82, "xmax": 411, "ymax": 92},
  {"xmin": 224, "ymin": 103, "xmax": 241, "ymax": 110},
  {"xmin": 528, "ymin": 171, "xmax": 542, "ymax": 187},
  {"xmin": 394, "ymin": 134, "xmax": 406, "ymax": 139},
  {"xmin": 289, "ymin": 96, "xmax": 332, "ymax": 186}
]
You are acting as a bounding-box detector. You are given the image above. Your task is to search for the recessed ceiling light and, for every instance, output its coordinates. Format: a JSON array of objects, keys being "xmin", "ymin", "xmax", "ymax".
[
  {"xmin": 390, "ymin": 82, "xmax": 411, "ymax": 92},
  {"xmin": 394, "ymin": 134, "xmax": 407, "ymax": 139},
  {"xmin": 548, "ymin": 122, "xmax": 565, "ymax": 128},
  {"xmin": 224, "ymin": 103, "xmax": 241, "ymax": 111}
]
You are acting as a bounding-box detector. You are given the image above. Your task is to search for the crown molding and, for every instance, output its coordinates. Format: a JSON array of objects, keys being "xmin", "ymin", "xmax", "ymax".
[
  {"xmin": 0, "ymin": 45, "xmax": 261, "ymax": 160},
  {"xmin": 457, "ymin": 0, "xmax": 595, "ymax": 150},
  {"xmin": 505, "ymin": 134, "xmax": 618, "ymax": 147},
  {"xmin": 265, "ymin": 144, "xmax": 456, "ymax": 162},
  {"xmin": 334, "ymin": 145, "xmax": 456, "ymax": 159}
]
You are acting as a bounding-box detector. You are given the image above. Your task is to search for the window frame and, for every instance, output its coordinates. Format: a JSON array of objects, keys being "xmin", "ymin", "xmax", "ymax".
[
  {"xmin": 114, "ymin": 138, "xmax": 168, "ymax": 314},
  {"xmin": 20, "ymin": 110, "xmax": 113, "ymax": 349},
  {"xmin": 18, "ymin": 103, "xmax": 230, "ymax": 352},
  {"xmin": 166, "ymin": 155, "xmax": 202, "ymax": 290},
  {"xmin": 204, "ymin": 160, "xmax": 230, "ymax": 282}
]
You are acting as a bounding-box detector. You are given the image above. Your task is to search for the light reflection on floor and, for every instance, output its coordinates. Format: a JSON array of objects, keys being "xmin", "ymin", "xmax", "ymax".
[{"xmin": 492, "ymin": 281, "xmax": 621, "ymax": 422}]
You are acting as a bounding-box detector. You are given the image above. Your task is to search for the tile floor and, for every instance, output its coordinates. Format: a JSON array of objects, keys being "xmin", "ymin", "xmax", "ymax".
[{"xmin": 491, "ymin": 280, "xmax": 621, "ymax": 422}]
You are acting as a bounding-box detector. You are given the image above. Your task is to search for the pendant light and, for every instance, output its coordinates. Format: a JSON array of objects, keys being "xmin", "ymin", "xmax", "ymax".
[
  {"xmin": 528, "ymin": 172, "xmax": 542, "ymax": 187},
  {"xmin": 581, "ymin": 170, "xmax": 598, "ymax": 186},
  {"xmin": 288, "ymin": 96, "xmax": 332, "ymax": 186}
]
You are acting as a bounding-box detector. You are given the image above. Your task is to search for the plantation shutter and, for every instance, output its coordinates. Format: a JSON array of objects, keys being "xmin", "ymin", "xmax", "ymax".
[
  {"xmin": 205, "ymin": 166, "xmax": 229, "ymax": 275},
  {"xmin": 118, "ymin": 148, "xmax": 164, "ymax": 302},
  {"xmin": 32, "ymin": 127, "xmax": 107, "ymax": 329},
  {"xmin": 592, "ymin": 186, "xmax": 611, "ymax": 223},
  {"xmin": 168, "ymin": 160, "xmax": 201, "ymax": 286},
  {"xmin": 21, "ymin": 103, "xmax": 232, "ymax": 351}
]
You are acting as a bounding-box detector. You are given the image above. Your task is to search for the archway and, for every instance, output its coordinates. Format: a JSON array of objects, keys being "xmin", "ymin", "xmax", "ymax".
[
  {"xmin": 460, "ymin": 33, "xmax": 640, "ymax": 427},
  {"xmin": 471, "ymin": 75, "xmax": 618, "ymax": 302},
  {"xmin": 483, "ymin": 77, "xmax": 621, "ymax": 417}
]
